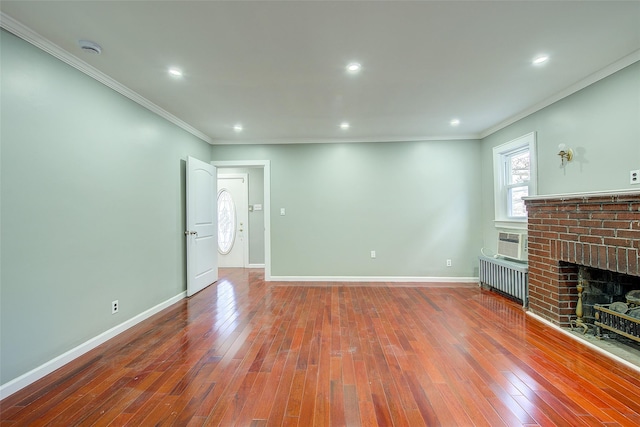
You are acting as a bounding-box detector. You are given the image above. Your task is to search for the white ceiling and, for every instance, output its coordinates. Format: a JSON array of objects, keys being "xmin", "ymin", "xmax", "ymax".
[{"xmin": 1, "ymin": 1, "xmax": 639, "ymax": 145}]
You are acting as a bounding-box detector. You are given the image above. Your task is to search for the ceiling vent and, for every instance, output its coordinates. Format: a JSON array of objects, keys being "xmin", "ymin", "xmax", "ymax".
[{"xmin": 78, "ymin": 40, "xmax": 102, "ymax": 55}]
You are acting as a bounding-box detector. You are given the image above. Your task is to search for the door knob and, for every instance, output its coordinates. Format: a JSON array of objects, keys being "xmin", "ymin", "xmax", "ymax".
[{"xmin": 184, "ymin": 230, "xmax": 198, "ymax": 236}]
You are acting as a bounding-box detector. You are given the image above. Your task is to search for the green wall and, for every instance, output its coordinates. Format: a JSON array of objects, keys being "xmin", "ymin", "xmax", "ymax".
[
  {"xmin": 480, "ymin": 61, "xmax": 640, "ymax": 253},
  {"xmin": 0, "ymin": 31, "xmax": 211, "ymax": 384},
  {"xmin": 212, "ymin": 140, "xmax": 483, "ymax": 278}
]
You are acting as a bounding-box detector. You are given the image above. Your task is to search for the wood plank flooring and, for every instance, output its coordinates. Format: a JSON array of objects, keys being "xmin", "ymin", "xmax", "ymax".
[{"xmin": 2, "ymin": 268, "xmax": 640, "ymax": 426}]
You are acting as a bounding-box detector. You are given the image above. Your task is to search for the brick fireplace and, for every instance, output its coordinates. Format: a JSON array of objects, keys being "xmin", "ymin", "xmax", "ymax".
[{"xmin": 524, "ymin": 190, "xmax": 640, "ymax": 326}]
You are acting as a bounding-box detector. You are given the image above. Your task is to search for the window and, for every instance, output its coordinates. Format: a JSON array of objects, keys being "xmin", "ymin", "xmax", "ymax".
[
  {"xmin": 493, "ymin": 132, "xmax": 536, "ymax": 230},
  {"xmin": 217, "ymin": 189, "xmax": 236, "ymax": 254}
]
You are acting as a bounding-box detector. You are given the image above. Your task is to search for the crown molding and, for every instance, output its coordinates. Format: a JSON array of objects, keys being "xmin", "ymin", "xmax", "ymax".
[
  {"xmin": 0, "ymin": 12, "xmax": 213, "ymax": 144},
  {"xmin": 480, "ymin": 50, "xmax": 640, "ymax": 139},
  {"xmin": 210, "ymin": 133, "xmax": 481, "ymax": 145}
]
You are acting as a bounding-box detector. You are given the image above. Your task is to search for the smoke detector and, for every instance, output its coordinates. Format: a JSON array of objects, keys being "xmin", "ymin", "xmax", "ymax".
[{"xmin": 78, "ymin": 40, "xmax": 102, "ymax": 55}]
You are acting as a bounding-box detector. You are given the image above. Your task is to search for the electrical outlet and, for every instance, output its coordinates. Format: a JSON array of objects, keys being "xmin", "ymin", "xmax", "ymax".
[
  {"xmin": 370, "ymin": 250, "xmax": 376, "ymax": 259},
  {"xmin": 446, "ymin": 259, "xmax": 452, "ymax": 267},
  {"xmin": 631, "ymin": 169, "xmax": 639, "ymax": 185},
  {"xmin": 112, "ymin": 300, "xmax": 119, "ymax": 314}
]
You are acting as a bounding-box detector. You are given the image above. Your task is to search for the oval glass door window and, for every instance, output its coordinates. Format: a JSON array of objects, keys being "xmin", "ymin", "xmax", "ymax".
[{"xmin": 217, "ymin": 189, "xmax": 236, "ymax": 254}]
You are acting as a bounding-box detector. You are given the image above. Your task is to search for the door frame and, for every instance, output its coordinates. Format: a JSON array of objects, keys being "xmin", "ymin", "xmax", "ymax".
[
  {"xmin": 217, "ymin": 173, "xmax": 249, "ymax": 268},
  {"xmin": 211, "ymin": 160, "xmax": 271, "ymax": 280}
]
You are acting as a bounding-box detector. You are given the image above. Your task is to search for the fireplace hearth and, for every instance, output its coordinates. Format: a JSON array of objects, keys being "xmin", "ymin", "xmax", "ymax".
[{"xmin": 523, "ymin": 190, "xmax": 640, "ymax": 327}]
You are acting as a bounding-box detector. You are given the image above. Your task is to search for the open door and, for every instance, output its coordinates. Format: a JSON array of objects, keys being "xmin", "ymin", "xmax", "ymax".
[{"xmin": 186, "ymin": 156, "xmax": 217, "ymax": 297}]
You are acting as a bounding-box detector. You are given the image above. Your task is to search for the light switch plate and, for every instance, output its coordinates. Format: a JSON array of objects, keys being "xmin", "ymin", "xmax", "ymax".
[{"xmin": 631, "ymin": 170, "xmax": 640, "ymax": 185}]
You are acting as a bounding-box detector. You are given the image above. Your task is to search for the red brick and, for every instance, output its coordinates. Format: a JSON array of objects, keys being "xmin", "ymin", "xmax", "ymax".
[
  {"xmin": 602, "ymin": 203, "xmax": 631, "ymax": 211},
  {"xmin": 549, "ymin": 225, "xmax": 568, "ymax": 233},
  {"xmin": 617, "ymin": 248, "xmax": 628, "ymax": 275},
  {"xmin": 576, "ymin": 244, "xmax": 583, "ymax": 264},
  {"xmin": 617, "ymin": 229, "xmax": 640, "ymax": 240},
  {"xmin": 603, "ymin": 220, "xmax": 632, "ymax": 229},
  {"xmin": 607, "ymin": 246, "xmax": 617, "ymax": 272},
  {"xmin": 590, "ymin": 228, "xmax": 615, "ymax": 237},
  {"xmin": 568, "ymin": 226, "xmax": 589, "ymax": 234},
  {"xmin": 584, "ymin": 245, "xmax": 591, "ymax": 266},
  {"xmin": 549, "ymin": 212, "xmax": 568, "ymax": 220},
  {"xmin": 629, "ymin": 250, "xmax": 639, "ymax": 277},
  {"xmin": 542, "ymin": 232, "xmax": 560, "ymax": 240},
  {"xmin": 617, "ymin": 212, "xmax": 640, "ymax": 220},
  {"xmin": 571, "ymin": 213, "xmax": 591, "ymax": 220},
  {"xmin": 579, "ymin": 220, "xmax": 602, "ymax": 228},
  {"xmin": 578, "ymin": 204, "xmax": 603, "ymax": 211},
  {"xmin": 603, "ymin": 237, "xmax": 630, "ymax": 247},
  {"xmin": 591, "ymin": 212, "xmax": 617, "ymax": 220},
  {"xmin": 579, "ymin": 235, "xmax": 602, "ymax": 244},
  {"xmin": 598, "ymin": 246, "xmax": 607, "ymax": 270},
  {"xmin": 559, "ymin": 203, "xmax": 579, "ymax": 211}
]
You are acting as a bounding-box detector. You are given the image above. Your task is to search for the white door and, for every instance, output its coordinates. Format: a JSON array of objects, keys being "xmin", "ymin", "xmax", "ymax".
[
  {"xmin": 186, "ymin": 156, "xmax": 218, "ymax": 297},
  {"xmin": 217, "ymin": 174, "xmax": 248, "ymax": 267}
]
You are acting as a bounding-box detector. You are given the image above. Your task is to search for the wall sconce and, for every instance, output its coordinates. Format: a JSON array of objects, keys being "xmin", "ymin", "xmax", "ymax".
[{"xmin": 558, "ymin": 143, "xmax": 573, "ymax": 165}]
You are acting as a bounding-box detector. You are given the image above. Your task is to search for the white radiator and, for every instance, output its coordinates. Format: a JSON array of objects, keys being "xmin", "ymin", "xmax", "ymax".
[{"xmin": 479, "ymin": 255, "xmax": 529, "ymax": 307}]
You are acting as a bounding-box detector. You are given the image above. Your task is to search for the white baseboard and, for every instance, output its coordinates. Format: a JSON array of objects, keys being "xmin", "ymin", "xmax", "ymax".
[
  {"xmin": 247, "ymin": 263, "xmax": 265, "ymax": 268},
  {"xmin": 0, "ymin": 291, "xmax": 186, "ymax": 400},
  {"xmin": 526, "ymin": 311, "xmax": 640, "ymax": 374},
  {"xmin": 268, "ymin": 275, "xmax": 478, "ymax": 285}
]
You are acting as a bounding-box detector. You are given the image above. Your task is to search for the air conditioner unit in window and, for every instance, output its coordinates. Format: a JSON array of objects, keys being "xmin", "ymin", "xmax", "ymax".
[{"xmin": 497, "ymin": 232, "xmax": 528, "ymax": 261}]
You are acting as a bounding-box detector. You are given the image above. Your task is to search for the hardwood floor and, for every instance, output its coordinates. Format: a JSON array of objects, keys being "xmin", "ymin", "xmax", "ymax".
[{"xmin": 2, "ymin": 268, "xmax": 640, "ymax": 426}]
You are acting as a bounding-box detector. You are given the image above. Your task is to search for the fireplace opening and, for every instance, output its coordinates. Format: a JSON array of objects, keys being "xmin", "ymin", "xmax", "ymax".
[
  {"xmin": 572, "ymin": 265, "xmax": 640, "ymax": 350},
  {"xmin": 577, "ymin": 265, "xmax": 640, "ymax": 324}
]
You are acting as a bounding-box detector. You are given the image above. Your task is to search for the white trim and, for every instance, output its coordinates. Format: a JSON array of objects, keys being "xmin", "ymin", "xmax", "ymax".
[
  {"xmin": 211, "ymin": 160, "xmax": 271, "ymax": 280},
  {"xmin": 0, "ymin": 291, "xmax": 186, "ymax": 400},
  {"xmin": 494, "ymin": 220, "xmax": 528, "ymax": 231},
  {"xmin": 524, "ymin": 188, "xmax": 640, "ymax": 202},
  {"xmin": 526, "ymin": 311, "xmax": 640, "ymax": 374},
  {"xmin": 210, "ymin": 134, "xmax": 481, "ymax": 145},
  {"xmin": 269, "ymin": 275, "xmax": 478, "ymax": 284},
  {"xmin": 0, "ymin": 12, "xmax": 212, "ymax": 145},
  {"xmin": 493, "ymin": 132, "xmax": 537, "ymax": 227},
  {"xmin": 481, "ymin": 50, "xmax": 640, "ymax": 139},
  {"xmin": 247, "ymin": 263, "xmax": 266, "ymax": 268}
]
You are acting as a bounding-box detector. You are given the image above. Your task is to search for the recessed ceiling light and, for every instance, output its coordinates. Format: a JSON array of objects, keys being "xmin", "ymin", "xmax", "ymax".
[
  {"xmin": 233, "ymin": 124, "xmax": 243, "ymax": 132},
  {"xmin": 346, "ymin": 62, "xmax": 361, "ymax": 73},
  {"xmin": 340, "ymin": 122, "xmax": 350, "ymax": 130},
  {"xmin": 168, "ymin": 67, "xmax": 183, "ymax": 77},
  {"xmin": 532, "ymin": 55, "xmax": 549, "ymax": 66},
  {"xmin": 450, "ymin": 118, "xmax": 460, "ymax": 126}
]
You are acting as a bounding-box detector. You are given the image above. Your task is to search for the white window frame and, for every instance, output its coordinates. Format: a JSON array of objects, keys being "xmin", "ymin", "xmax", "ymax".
[{"xmin": 492, "ymin": 132, "xmax": 537, "ymax": 230}]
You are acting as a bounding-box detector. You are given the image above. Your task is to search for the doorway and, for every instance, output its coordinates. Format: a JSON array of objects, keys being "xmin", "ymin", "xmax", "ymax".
[
  {"xmin": 212, "ymin": 160, "xmax": 271, "ymax": 280},
  {"xmin": 217, "ymin": 173, "xmax": 248, "ymax": 267}
]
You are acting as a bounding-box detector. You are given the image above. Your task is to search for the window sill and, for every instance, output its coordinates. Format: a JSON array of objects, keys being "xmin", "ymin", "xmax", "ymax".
[{"xmin": 494, "ymin": 219, "xmax": 528, "ymax": 231}]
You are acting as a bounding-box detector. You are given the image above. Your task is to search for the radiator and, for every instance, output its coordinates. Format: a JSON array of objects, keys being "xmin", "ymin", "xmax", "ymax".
[{"xmin": 479, "ymin": 255, "xmax": 529, "ymax": 307}]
